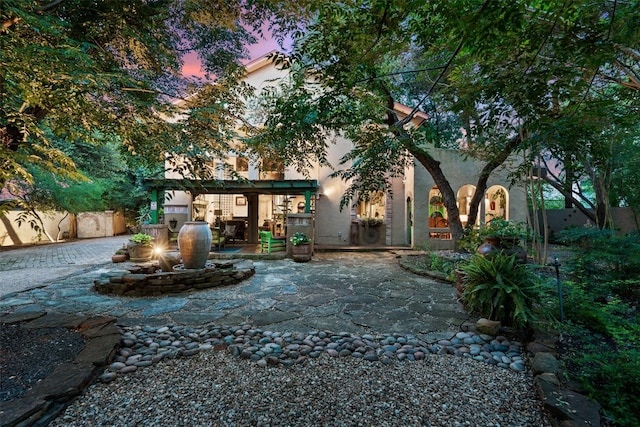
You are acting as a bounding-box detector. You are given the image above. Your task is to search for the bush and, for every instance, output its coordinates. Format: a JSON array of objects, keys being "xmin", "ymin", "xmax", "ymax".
[
  {"xmin": 460, "ymin": 253, "xmax": 542, "ymax": 328},
  {"xmin": 458, "ymin": 219, "xmax": 533, "ymax": 253},
  {"xmin": 555, "ymin": 227, "xmax": 640, "ymax": 426}
]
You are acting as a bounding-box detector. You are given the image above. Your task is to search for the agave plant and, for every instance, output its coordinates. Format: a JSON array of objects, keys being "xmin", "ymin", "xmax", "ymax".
[{"xmin": 460, "ymin": 253, "xmax": 541, "ymax": 328}]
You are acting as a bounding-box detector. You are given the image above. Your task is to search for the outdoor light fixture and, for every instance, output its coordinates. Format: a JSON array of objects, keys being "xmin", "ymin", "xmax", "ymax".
[
  {"xmin": 550, "ymin": 257, "xmax": 564, "ymax": 323},
  {"xmin": 153, "ymin": 246, "xmax": 164, "ymax": 259}
]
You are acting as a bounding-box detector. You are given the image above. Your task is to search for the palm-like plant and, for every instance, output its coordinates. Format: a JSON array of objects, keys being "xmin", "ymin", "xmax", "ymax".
[{"xmin": 460, "ymin": 253, "xmax": 541, "ymax": 328}]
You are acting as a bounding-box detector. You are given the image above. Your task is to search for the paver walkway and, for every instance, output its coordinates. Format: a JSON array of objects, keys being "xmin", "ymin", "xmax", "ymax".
[
  {"xmin": 0, "ymin": 237, "xmax": 129, "ymax": 296},
  {"xmin": 0, "ymin": 237, "xmax": 468, "ymax": 342}
]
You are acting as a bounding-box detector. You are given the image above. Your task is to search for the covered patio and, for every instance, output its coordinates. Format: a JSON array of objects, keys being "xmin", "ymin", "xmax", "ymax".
[{"xmin": 144, "ymin": 178, "xmax": 318, "ymax": 245}]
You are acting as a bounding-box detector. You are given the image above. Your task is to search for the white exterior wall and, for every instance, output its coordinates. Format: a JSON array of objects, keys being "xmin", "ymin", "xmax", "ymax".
[
  {"xmin": 1, "ymin": 210, "xmax": 126, "ymax": 246},
  {"xmin": 0, "ymin": 210, "xmax": 70, "ymax": 246},
  {"xmin": 413, "ymin": 149, "xmax": 527, "ymax": 249}
]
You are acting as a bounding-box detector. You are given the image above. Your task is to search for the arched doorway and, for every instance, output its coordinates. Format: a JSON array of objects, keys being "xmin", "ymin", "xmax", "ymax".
[
  {"xmin": 428, "ymin": 187, "xmax": 449, "ymax": 239},
  {"xmin": 485, "ymin": 185, "xmax": 508, "ymax": 222},
  {"xmin": 457, "ymin": 184, "xmax": 477, "ymax": 227}
]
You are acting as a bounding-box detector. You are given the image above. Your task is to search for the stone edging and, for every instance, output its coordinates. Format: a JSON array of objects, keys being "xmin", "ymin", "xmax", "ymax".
[
  {"xmin": 0, "ymin": 312, "xmax": 120, "ymax": 427},
  {"xmin": 397, "ymin": 254, "xmax": 603, "ymax": 426},
  {"xmin": 527, "ymin": 335, "xmax": 603, "ymax": 427},
  {"xmin": 93, "ymin": 259, "xmax": 255, "ymax": 296}
]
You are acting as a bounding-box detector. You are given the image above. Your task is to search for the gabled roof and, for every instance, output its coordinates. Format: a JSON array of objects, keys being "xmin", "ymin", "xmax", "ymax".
[
  {"xmin": 244, "ymin": 52, "xmax": 430, "ymax": 128},
  {"xmin": 244, "ymin": 50, "xmax": 281, "ymax": 74}
]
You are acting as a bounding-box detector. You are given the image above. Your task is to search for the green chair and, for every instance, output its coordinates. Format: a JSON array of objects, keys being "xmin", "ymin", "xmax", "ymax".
[
  {"xmin": 259, "ymin": 231, "xmax": 286, "ymax": 253},
  {"xmin": 211, "ymin": 229, "xmax": 226, "ymax": 251}
]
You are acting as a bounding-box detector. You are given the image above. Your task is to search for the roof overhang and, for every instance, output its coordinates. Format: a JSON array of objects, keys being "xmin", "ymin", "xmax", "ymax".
[{"xmin": 144, "ymin": 178, "xmax": 318, "ymax": 197}]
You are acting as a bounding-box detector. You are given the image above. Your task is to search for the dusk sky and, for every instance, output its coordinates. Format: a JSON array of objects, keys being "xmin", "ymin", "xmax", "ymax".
[{"xmin": 181, "ymin": 29, "xmax": 287, "ymax": 78}]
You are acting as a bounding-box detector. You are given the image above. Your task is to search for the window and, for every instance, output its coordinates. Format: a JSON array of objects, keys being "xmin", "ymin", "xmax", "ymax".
[{"xmin": 235, "ymin": 157, "xmax": 248, "ymax": 172}]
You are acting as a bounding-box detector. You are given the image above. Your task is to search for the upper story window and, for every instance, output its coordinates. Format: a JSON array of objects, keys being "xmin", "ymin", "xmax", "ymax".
[
  {"xmin": 259, "ymin": 158, "xmax": 284, "ymax": 180},
  {"xmin": 235, "ymin": 157, "xmax": 249, "ymax": 172}
]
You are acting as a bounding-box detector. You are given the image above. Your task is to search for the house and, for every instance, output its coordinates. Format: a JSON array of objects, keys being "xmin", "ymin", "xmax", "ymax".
[{"xmin": 151, "ymin": 53, "xmax": 527, "ymax": 250}]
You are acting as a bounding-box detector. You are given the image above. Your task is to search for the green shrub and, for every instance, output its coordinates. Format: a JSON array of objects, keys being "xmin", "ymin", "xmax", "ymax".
[
  {"xmin": 570, "ymin": 342, "xmax": 640, "ymax": 426},
  {"xmin": 558, "ymin": 228, "xmax": 640, "ymax": 284},
  {"xmin": 460, "ymin": 253, "xmax": 542, "ymax": 328},
  {"xmin": 458, "ymin": 219, "xmax": 533, "ymax": 253},
  {"xmin": 555, "ymin": 227, "xmax": 640, "ymax": 425}
]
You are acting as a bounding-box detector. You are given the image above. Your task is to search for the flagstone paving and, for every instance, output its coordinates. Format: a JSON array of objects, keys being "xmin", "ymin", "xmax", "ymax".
[{"xmin": 1, "ymin": 240, "xmax": 469, "ymax": 342}]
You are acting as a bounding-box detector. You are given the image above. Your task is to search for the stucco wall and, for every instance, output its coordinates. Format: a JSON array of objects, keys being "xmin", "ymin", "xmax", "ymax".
[
  {"xmin": 540, "ymin": 207, "xmax": 638, "ymax": 238},
  {"xmin": 1, "ymin": 210, "xmax": 126, "ymax": 247},
  {"xmin": 413, "ymin": 149, "xmax": 527, "ymax": 249},
  {"xmin": 0, "ymin": 211, "xmax": 70, "ymax": 247}
]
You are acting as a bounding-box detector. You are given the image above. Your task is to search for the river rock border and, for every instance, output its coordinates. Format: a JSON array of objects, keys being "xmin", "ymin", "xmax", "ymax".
[
  {"xmin": 93, "ymin": 259, "xmax": 255, "ymax": 296},
  {"xmin": 105, "ymin": 324, "xmax": 527, "ymax": 379}
]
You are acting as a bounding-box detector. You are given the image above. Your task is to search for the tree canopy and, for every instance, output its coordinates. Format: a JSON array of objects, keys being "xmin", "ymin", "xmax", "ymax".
[
  {"xmin": 1, "ymin": 0, "xmax": 288, "ymax": 201},
  {"xmin": 248, "ymin": 0, "xmax": 640, "ymax": 239},
  {"xmin": 2, "ymin": 0, "xmax": 639, "ymax": 239}
]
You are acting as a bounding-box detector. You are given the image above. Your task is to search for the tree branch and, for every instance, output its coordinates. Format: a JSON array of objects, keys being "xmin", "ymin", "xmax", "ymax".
[{"xmin": 38, "ymin": 0, "xmax": 66, "ymax": 12}]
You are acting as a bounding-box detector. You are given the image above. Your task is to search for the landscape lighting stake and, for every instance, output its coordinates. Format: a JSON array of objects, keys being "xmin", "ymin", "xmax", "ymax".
[{"xmin": 551, "ymin": 257, "xmax": 564, "ymax": 323}]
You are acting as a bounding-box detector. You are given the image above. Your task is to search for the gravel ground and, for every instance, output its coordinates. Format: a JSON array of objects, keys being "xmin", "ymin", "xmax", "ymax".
[
  {"xmin": 0, "ymin": 324, "xmax": 85, "ymax": 401},
  {"xmin": 51, "ymin": 351, "xmax": 550, "ymax": 427}
]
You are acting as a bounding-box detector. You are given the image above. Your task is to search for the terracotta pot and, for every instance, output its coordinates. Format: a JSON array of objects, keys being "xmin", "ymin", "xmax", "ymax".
[
  {"xmin": 112, "ymin": 254, "xmax": 128, "ymax": 263},
  {"xmin": 499, "ymin": 237, "xmax": 528, "ymax": 264},
  {"xmin": 291, "ymin": 243, "xmax": 312, "ymax": 262},
  {"xmin": 178, "ymin": 221, "xmax": 212, "ymax": 269},
  {"xmin": 477, "ymin": 237, "xmax": 500, "ymax": 257},
  {"xmin": 477, "ymin": 237, "xmax": 527, "ymax": 263},
  {"xmin": 127, "ymin": 242, "xmax": 153, "ymax": 262}
]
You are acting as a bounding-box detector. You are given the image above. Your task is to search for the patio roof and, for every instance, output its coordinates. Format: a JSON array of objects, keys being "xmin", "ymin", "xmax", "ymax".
[{"xmin": 144, "ymin": 178, "xmax": 318, "ymax": 197}]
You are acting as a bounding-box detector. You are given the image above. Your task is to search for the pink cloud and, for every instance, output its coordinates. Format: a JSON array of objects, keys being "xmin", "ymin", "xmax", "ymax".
[{"xmin": 181, "ymin": 28, "xmax": 290, "ymax": 78}]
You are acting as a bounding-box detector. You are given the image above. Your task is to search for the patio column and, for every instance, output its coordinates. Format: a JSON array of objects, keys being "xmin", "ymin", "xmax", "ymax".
[
  {"xmin": 247, "ymin": 193, "xmax": 259, "ymax": 244},
  {"xmin": 150, "ymin": 189, "xmax": 159, "ymax": 224},
  {"xmin": 304, "ymin": 191, "xmax": 312, "ymax": 213}
]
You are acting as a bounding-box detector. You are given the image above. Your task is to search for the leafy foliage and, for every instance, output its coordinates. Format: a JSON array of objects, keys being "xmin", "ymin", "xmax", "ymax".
[
  {"xmin": 289, "ymin": 231, "xmax": 310, "ymax": 246},
  {"xmin": 129, "ymin": 233, "xmax": 153, "ymax": 246},
  {"xmin": 1, "ymin": 0, "xmax": 285, "ymax": 200},
  {"xmin": 248, "ymin": 0, "xmax": 640, "ymax": 244},
  {"xmin": 558, "ymin": 227, "xmax": 640, "ymax": 284},
  {"xmin": 458, "ymin": 219, "xmax": 531, "ymax": 253},
  {"xmin": 555, "ymin": 227, "xmax": 640, "ymax": 425},
  {"xmin": 460, "ymin": 253, "xmax": 542, "ymax": 328}
]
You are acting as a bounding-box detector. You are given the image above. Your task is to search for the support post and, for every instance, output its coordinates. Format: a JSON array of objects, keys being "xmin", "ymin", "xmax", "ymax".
[{"xmin": 150, "ymin": 189, "xmax": 158, "ymax": 224}]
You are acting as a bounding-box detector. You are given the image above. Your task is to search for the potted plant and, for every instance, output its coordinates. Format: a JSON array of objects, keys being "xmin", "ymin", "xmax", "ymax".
[
  {"xmin": 290, "ymin": 231, "xmax": 312, "ymax": 262},
  {"xmin": 359, "ymin": 217, "xmax": 383, "ymax": 227},
  {"xmin": 429, "ymin": 194, "xmax": 444, "ymax": 206},
  {"xmin": 476, "ymin": 219, "xmax": 529, "ymax": 263},
  {"xmin": 490, "ymin": 188, "xmax": 507, "ymax": 213},
  {"xmin": 127, "ymin": 233, "xmax": 154, "ymax": 262},
  {"xmin": 111, "ymin": 245, "xmax": 129, "ymax": 263}
]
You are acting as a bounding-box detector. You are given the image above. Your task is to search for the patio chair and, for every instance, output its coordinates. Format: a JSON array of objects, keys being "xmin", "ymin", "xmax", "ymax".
[
  {"xmin": 259, "ymin": 231, "xmax": 286, "ymax": 253},
  {"xmin": 211, "ymin": 228, "xmax": 226, "ymax": 251},
  {"xmin": 224, "ymin": 224, "xmax": 237, "ymax": 243}
]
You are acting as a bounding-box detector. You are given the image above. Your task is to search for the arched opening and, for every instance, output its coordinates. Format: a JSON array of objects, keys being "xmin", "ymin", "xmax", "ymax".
[
  {"xmin": 457, "ymin": 184, "xmax": 477, "ymax": 227},
  {"xmin": 428, "ymin": 186, "xmax": 449, "ymax": 239},
  {"xmin": 485, "ymin": 185, "xmax": 508, "ymax": 222},
  {"xmin": 428, "ymin": 186, "xmax": 445, "ymax": 217}
]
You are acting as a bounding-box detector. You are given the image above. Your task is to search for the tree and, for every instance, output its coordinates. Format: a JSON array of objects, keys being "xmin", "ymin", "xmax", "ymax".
[
  {"xmin": 5, "ymin": 135, "xmax": 157, "ymax": 240},
  {"xmin": 1, "ymin": 0, "xmax": 284, "ymax": 209},
  {"xmin": 248, "ymin": 0, "xmax": 640, "ymax": 242}
]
